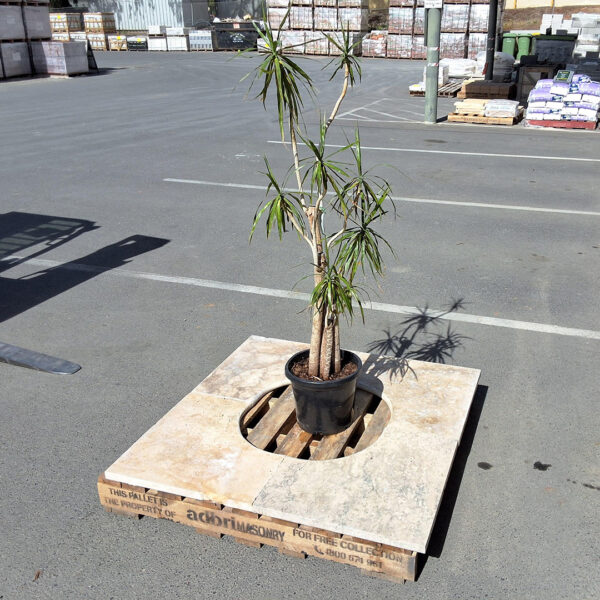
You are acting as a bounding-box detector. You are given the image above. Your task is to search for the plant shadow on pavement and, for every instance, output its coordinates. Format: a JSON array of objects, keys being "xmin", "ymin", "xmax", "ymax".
[
  {"xmin": 364, "ymin": 299, "xmax": 488, "ymax": 576},
  {"xmin": 0, "ymin": 211, "xmax": 169, "ymax": 323}
]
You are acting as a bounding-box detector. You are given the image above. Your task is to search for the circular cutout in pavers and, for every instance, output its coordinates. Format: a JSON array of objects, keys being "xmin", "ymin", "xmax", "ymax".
[{"xmin": 240, "ymin": 385, "xmax": 391, "ymax": 460}]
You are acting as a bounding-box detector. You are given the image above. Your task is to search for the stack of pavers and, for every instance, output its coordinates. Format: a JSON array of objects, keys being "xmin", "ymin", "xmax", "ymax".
[
  {"xmin": 148, "ymin": 25, "xmax": 167, "ymax": 51},
  {"xmin": 526, "ymin": 75, "xmax": 600, "ymax": 130},
  {"xmin": 49, "ymin": 12, "xmax": 82, "ymax": 41},
  {"xmin": 265, "ymin": 0, "xmax": 368, "ymax": 56},
  {"xmin": 84, "ymin": 12, "xmax": 116, "ymax": 51},
  {"xmin": 571, "ymin": 13, "xmax": 600, "ymax": 59},
  {"xmin": 385, "ymin": 0, "xmax": 489, "ymax": 61},
  {"xmin": 1, "ymin": 0, "xmax": 51, "ymax": 80},
  {"xmin": 0, "ymin": 0, "xmax": 89, "ymax": 80}
]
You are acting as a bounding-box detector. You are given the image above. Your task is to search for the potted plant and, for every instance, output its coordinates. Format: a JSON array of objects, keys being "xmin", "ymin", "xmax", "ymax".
[{"xmin": 245, "ymin": 18, "xmax": 395, "ymax": 435}]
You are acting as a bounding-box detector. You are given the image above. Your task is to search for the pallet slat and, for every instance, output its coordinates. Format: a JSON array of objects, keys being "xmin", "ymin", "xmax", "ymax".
[{"xmin": 246, "ymin": 387, "xmax": 296, "ymax": 449}]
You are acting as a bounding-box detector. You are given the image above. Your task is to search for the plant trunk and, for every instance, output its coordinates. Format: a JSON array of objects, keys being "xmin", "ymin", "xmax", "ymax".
[
  {"xmin": 307, "ymin": 207, "xmax": 325, "ymax": 378},
  {"xmin": 333, "ymin": 318, "xmax": 341, "ymax": 374},
  {"xmin": 320, "ymin": 312, "xmax": 334, "ymax": 379}
]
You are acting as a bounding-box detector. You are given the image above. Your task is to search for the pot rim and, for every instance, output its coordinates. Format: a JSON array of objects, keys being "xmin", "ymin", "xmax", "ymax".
[{"xmin": 284, "ymin": 348, "xmax": 362, "ymax": 388}]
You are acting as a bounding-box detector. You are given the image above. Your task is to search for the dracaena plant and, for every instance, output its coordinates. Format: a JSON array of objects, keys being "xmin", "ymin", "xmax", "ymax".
[{"xmin": 246, "ymin": 14, "xmax": 394, "ymax": 380}]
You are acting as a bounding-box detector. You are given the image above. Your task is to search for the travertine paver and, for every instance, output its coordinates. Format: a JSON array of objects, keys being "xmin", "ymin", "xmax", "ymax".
[{"xmin": 105, "ymin": 336, "xmax": 480, "ymax": 553}]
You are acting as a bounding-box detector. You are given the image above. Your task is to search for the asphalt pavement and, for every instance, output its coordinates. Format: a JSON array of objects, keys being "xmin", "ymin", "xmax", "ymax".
[{"xmin": 1, "ymin": 51, "xmax": 599, "ymax": 600}]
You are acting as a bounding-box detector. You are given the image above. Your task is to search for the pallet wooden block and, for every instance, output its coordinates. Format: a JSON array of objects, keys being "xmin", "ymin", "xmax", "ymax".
[{"xmin": 98, "ymin": 336, "xmax": 480, "ymax": 583}]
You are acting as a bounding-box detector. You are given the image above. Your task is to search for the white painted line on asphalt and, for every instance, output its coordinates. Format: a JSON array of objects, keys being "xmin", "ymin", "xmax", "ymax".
[
  {"xmin": 163, "ymin": 178, "xmax": 600, "ymax": 217},
  {"xmin": 337, "ymin": 98, "xmax": 387, "ymax": 119},
  {"xmin": 268, "ymin": 139, "xmax": 600, "ymax": 163},
  {"xmin": 5, "ymin": 256, "xmax": 600, "ymax": 341}
]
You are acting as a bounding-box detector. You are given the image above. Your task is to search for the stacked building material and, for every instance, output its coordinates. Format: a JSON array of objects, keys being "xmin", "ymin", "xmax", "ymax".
[
  {"xmin": 1, "ymin": 0, "xmax": 52, "ymax": 79},
  {"xmin": 1, "ymin": 2, "xmax": 88, "ymax": 80},
  {"xmin": 526, "ymin": 75, "xmax": 600, "ymax": 128},
  {"xmin": 107, "ymin": 34, "xmax": 127, "ymax": 50},
  {"xmin": 189, "ymin": 30, "xmax": 212, "ymax": 51},
  {"xmin": 387, "ymin": 0, "xmax": 490, "ymax": 61},
  {"xmin": 31, "ymin": 40, "xmax": 88, "ymax": 75},
  {"xmin": 266, "ymin": 0, "xmax": 368, "ymax": 56},
  {"xmin": 84, "ymin": 12, "xmax": 115, "ymax": 51},
  {"xmin": 362, "ymin": 30, "xmax": 387, "ymax": 57},
  {"xmin": 148, "ymin": 25, "xmax": 167, "ymax": 51},
  {"xmin": 572, "ymin": 13, "xmax": 600, "ymax": 59},
  {"xmin": 49, "ymin": 13, "xmax": 82, "ymax": 37},
  {"xmin": 166, "ymin": 26, "xmax": 190, "ymax": 51}
]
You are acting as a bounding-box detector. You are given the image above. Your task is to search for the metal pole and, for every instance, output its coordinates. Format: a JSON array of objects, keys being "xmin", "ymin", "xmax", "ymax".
[
  {"xmin": 484, "ymin": 0, "xmax": 499, "ymax": 81},
  {"xmin": 424, "ymin": 6, "xmax": 441, "ymax": 124}
]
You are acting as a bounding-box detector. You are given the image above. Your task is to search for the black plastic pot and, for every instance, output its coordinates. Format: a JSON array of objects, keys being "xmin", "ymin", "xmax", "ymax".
[{"xmin": 285, "ymin": 349, "xmax": 362, "ymax": 436}]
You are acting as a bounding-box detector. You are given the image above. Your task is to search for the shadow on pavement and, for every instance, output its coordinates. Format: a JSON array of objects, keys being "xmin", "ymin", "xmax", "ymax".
[{"xmin": 0, "ymin": 212, "xmax": 169, "ymax": 323}]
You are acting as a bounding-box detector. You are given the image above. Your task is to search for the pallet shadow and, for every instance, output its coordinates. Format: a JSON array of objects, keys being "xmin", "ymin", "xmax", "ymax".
[{"xmin": 421, "ymin": 384, "xmax": 488, "ymax": 567}]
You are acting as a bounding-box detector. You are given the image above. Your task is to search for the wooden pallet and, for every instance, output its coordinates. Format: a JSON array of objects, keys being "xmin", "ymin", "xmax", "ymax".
[
  {"xmin": 98, "ymin": 475, "xmax": 417, "ymax": 581},
  {"xmin": 526, "ymin": 119, "xmax": 597, "ymax": 130},
  {"xmin": 448, "ymin": 112, "xmax": 523, "ymax": 126},
  {"xmin": 242, "ymin": 385, "xmax": 390, "ymax": 460},
  {"xmin": 98, "ymin": 386, "xmax": 417, "ymax": 582},
  {"xmin": 409, "ymin": 79, "xmax": 463, "ymax": 98}
]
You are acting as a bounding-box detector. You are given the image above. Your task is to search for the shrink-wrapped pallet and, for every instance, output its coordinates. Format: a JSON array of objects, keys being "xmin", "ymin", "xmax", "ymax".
[
  {"xmin": 51, "ymin": 32, "xmax": 70, "ymax": 41},
  {"xmin": 469, "ymin": 5, "xmax": 489, "ymax": 33},
  {"xmin": 389, "ymin": 0, "xmax": 414, "ymax": 6},
  {"xmin": 440, "ymin": 33, "xmax": 466, "ymax": 59},
  {"xmin": 290, "ymin": 7, "xmax": 312, "ymax": 30},
  {"xmin": 279, "ymin": 30, "xmax": 306, "ymax": 53},
  {"xmin": 386, "ymin": 34, "xmax": 411, "ymax": 58},
  {"xmin": 339, "ymin": 9, "xmax": 368, "ymax": 32},
  {"xmin": 441, "ymin": 4, "xmax": 469, "ymax": 33},
  {"xmin": 413, "ymin": 8, "xmax": 425, "ymax": 34},
  {"xmin": 362, "ymin": 30, "xmax": 387, "ymax": 57},
  {"xmin": 189, "ymin": 30, "xmax": 212, "ymax": 50},
  {"xmin": 314, "ymin": 7, "xmax": 338, "ymax": 30},
  {"xmin": 388, "ymin": 8, "xmax": 413, "ymax": 34},
  {"xmin": 411, "ymin": 35, "xmax": 425, "ymax": 59},
  {"xmin": 268, "ymin": 8, "xmax": 290, "ymax": 29},
  {"xmin": 305, "ymin": 30, "xmax": 329, "ymax": 54},
  {"xmin": 468, "ymin": 32, "xmax": 486, "ymax": 59}
]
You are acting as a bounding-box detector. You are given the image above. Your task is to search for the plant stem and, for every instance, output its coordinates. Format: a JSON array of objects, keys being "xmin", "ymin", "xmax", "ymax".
[{"xmin": 289, "ymin": 116, "xmax": 306, "ymax": 208}]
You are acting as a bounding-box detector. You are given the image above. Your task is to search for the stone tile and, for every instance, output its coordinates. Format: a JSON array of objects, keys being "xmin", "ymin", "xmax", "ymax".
[
  {"xmin": 193, "ymin": 335, "xmax": 305, "ymax": 403},
  {"xmin": 104, "ymin": 336, "xmax": 480, "ymax": 554},
  {"xmin": 105, "ymin": 390, "xmax": 285, "ymax": 508}
]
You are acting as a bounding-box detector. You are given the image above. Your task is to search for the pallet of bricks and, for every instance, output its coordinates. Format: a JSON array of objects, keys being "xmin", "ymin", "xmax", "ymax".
[
  {"xmin": 371, "ymin": 0, "xmax": 489, "ymax": 61},
  {"xmin": 264, "ymin": 0, "xmax": 368, "ymax": 57}
]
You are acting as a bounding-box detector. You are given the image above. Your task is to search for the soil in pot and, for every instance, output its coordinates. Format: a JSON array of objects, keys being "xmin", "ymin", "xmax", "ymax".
[{"xmin": 289, "ymin": 354, "xmax": 358, "ymax": 382}]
